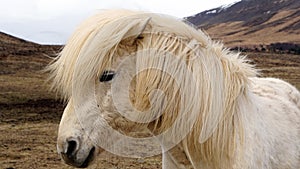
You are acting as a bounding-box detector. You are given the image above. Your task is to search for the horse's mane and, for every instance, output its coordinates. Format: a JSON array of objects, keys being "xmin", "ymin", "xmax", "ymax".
[{"xmin": 48, "ymin": 9, "xmax": 257, "ymax": 168}]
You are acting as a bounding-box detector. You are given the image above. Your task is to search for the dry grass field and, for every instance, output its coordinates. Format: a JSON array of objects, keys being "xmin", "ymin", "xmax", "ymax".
[{"xmin": 247, "ymin": 52, "xmax": 300, "ymax": 89}]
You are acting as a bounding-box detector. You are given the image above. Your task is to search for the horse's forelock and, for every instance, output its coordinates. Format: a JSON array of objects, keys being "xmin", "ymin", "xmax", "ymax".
[{"xmin": 47, "ymin": 10, "xmax": 144, "ymax": 100}]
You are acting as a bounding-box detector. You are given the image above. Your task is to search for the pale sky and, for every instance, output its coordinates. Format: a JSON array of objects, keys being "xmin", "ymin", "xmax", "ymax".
[{"xmin": 0, "ymin": 0, "xmax": 239, "ymax": 44}]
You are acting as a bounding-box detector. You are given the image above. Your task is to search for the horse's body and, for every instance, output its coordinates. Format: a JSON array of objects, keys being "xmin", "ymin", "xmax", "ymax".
[{"xmin": 49, "ymin": 10, "xmax": 300, "ymax": 168}]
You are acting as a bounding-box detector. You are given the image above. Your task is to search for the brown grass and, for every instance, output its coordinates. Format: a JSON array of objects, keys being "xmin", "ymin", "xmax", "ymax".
[{"xmin": 246, "ymin": 52, "xmax": 300, "ymax": 89}]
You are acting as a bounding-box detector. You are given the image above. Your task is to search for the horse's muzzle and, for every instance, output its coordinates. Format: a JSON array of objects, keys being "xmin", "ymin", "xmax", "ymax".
[{"xmin": 58, "ymin": 138, "xmax": 95, "ymax": 168}]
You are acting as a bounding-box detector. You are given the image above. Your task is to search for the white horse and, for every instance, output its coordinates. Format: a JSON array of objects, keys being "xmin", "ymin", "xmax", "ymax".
[{"xmin": 48, "ymin": 10, "xmax": 300, "ymax": 168}]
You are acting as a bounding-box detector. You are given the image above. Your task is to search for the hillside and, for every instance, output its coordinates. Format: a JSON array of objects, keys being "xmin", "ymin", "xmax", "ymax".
[
  {"xmin": 0, "ymin": 32, "xmax": 61, "ymax": 104},
  {"xmin": 186, "ymin": 0, "xmax": 300, "ymax": 50},
  {"xmin": 0, "ymin": 32, "xmax": 61, "ymax": 57}
]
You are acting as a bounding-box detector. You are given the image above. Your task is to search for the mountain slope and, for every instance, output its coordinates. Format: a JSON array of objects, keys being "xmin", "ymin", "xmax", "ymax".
[
  {"xmin": 186, "ymin": 0, "xmax": 300, "ymax": 49},
  {"xmin": 0, "ymin": 32, "xmax": 61, "ymax": 57}
]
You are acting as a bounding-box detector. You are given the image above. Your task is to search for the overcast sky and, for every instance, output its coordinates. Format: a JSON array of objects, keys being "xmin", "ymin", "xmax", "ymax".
[{"xmin": 0, "ymin": 0, "xmax": 239, "ymax": 44}]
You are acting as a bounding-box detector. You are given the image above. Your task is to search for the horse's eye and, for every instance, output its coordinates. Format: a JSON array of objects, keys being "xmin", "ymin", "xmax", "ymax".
[{"xmin": 99, "ymin": 70, "xmax": 115, "ymax": 82}]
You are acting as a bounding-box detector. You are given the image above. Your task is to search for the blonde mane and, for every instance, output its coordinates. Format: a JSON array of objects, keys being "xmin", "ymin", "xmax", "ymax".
[{"xmin": 49, "ymin": 9, "xmax": 258, "ymax": 168}]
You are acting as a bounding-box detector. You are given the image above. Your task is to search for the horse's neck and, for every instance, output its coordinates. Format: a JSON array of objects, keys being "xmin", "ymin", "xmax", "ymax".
[
  {"xmin": 162, "ymin": 143, "xmax": 194, "ymax": 169},
  {"xmin": 162, "ymin": 93, "xmax": 253, "ymax": 169},
  {"xmin": 162, "ymin": 142, "xmax": 222, "ymax": 169}
]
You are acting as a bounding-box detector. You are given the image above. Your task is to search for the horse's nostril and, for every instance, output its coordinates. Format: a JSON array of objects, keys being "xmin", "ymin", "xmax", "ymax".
[{"xmin": 66, "ymin": 140, "xmax": 77, "ymax": 157}]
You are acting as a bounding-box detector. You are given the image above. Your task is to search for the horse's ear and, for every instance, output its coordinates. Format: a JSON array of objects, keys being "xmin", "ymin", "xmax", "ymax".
[{"xmin": 122, "ymin": 17, "xmax": 151, "ymax": 45}]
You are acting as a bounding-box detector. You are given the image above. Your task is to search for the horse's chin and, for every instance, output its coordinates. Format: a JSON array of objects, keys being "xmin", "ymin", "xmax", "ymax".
[
  {"xmin": 78, "ymin": 147, "xmax": 96, "ymax": 168},
  {"xmin": 61, "ymin": 146, "xmax": 96, "ymax": 168}
]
